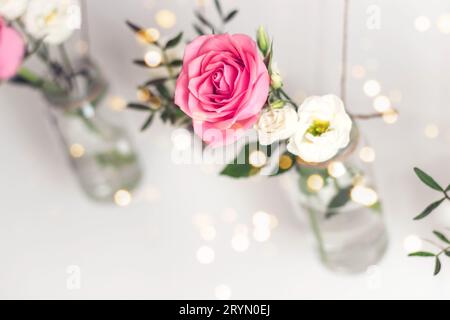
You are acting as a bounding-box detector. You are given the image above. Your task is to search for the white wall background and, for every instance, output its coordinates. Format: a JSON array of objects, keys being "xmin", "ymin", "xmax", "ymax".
[{"xmin": 0, "ymin": 0, "xmax": 449, "ymax": 299}]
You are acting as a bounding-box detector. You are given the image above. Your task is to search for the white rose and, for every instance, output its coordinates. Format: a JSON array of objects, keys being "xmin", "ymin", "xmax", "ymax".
[
  {"xmin": 287, "ymin": 95, "xmax": 352, "ymax": 163},
  {"xmin": 0, "ymin": 0, "xmax": 28, "ymax": 20},
  {"xmin": 256, "ymin": 105, "xmax": 298, "ymax": 146},
  {"xmin": 24, "ymin": 0, "xmax": 80, "ymax": 45}
]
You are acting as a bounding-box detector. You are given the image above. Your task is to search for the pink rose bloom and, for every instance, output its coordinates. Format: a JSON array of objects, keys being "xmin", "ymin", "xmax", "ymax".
[
  {"xmin": 0, "ymin": 17, "xmax": 25, "ymax": 80},
  {"xmin": 175, "ymin": 34, "xmax": 270, "ymax": 146}
]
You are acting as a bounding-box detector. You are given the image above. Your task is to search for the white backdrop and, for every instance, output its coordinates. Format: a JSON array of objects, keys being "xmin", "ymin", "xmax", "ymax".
[{"xmin": 0, "ymin": 0, "xmax": 450, "ymax": 299}]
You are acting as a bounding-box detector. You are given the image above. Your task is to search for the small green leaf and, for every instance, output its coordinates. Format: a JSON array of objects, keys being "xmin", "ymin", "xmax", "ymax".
[
  {"xmin": 414, "ymin": 167, "xmax": 444, "ymax": 192},
  {"xmin": 133, "ymin": 59, "xmax": 149, "ymax": 68},
  {"xmin": 168, "ymin": 59, "xmax": 183, "ymax": 67},
  {"xmin": 193, "ymin": 24, "xmax": 205, "ymax": 36},
  {"xmin": 214, "ymin": 0, "xmax": 223, "ymax": 18},
  {"xmin": 433, "ymin": 231, "xmax": 450, "ymax": 244},
  {"xmin": 414, "ymin": 198, "xmax": 446, "ymax": 220},
  {"xmin": 445, "ymin": 251, "xmax": 450, "ymax": 258},
  {"xmin": 434, "ymin": 257, "xmax": 442, "ymax": 276},
  {"xmin": 328, "ymin": 186, "xmax": 352, "ymax": 210},
  {"xmin": 142, "ymin": 77, "xmax": 169, "ymax": 87},
  {"xmin": 127, "ymin": 103, "xmax": 150, "ymax": 111},
  {"xmin": 224, "ymin": 9, "xmax": 239, "ymax": 23},
  {"xmin": 446, "ymin": 184, "xmax": 450, "ymax": 192},
  {"xmin": 408, "ymin": 252, "xmax": 435, "ymax": 257},
  {"xmin": 126, "ymin": 20, "xmax": 143, "ymax": 33},
  {"xmin": 155, "ymin": 83, "xmax": 172, "ymax": 100},
  {"xmin": 165, "ymin": 32, "xmax": 183, "ymax": 50},
  {"xmin": 195, "ymin": 12, "xmax": 215, "ymax": 31},
  {"xmin": 140, "ymin": 113, "xmax": 155, "ymax": 131},
  {"xmin": 220, "ymin": 143, "xmax": 261, "ymax": 178}
]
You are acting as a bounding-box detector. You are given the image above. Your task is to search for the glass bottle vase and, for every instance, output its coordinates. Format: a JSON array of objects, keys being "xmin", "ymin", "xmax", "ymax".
[
  {"xmin": 292, "ymin": 125, "xmax": 388, "ymax": 273},
  {"xmin": 43, "ymin": 59, "xmax": 142, "ymax": 202}
]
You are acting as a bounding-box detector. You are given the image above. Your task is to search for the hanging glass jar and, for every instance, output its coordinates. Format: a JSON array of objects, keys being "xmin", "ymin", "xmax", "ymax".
[
  {"xmin": 290, "ymin": 123, "xmax": 388, "ymax": 273},
  {"xmin": 43, "ymin": 59, "xmax": 142, "ymax": 201}
]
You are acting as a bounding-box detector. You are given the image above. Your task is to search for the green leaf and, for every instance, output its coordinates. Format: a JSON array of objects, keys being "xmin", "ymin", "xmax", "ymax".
[
  {"xmin": 414, "ymin": 198, "xmax": 446, "ymax": 220},
  {"xmin": 220, "ymin": 143, "xmax": 260, "ymax": 178},
  {"xmin": 433, "ymin": 231, "xmax": 450, "ymax": 244},
  {"xmin": 168, "ymin": 59, "xmax": 183, "ymax": 67},
  {"xmin": 408, "ymin": 252, "xmax": 435, "ymax": 257},
  {"xmin": 142, "ymin": 77, "xmax": 169, "ymax": 87},
  {"xmin": 193, "ymin": 24, "xmax": 205, "ymax": 36},
  {"xmin": 414, "ymin": 167, "xmax": 444, "ymax": 192},
  {"xmin": 195, "ymin": 11, "xmax": 215, "ymax": 31},
  {"xmin": 140, "ymin": 113, "xmax": 155, "ymax": 131},
  {"xmin": 445, "ymin": 251, "xmax": 450, "ymax": 258},
  {"xmin": 127, "ymin": 103, "xmax": 150, "ymax": 111},
  {"xmin": 446, "ymin": 184, "xmax": 450, "ymax": 192},
  {"xmin": 434, "ymin": 257, "xmax": 442, "ymax": 276},
  {"xmin": 224, "ymin": 9, "xmax": 239, "ymax": 23},
  {"xmin": 165, "ymin": 32, "xmax": 183, "ymax": 50},
  {"xmin": 126, "ymin": 20, "xmax": 143, "ymax": 33},
  {"xmin": 133, "ymin": 59, "xmax": 149, "ymax": 68},
  {"xmin": 325, "ymin": 186, "xmax": 352, "ymax": 219},
  {"xmin": 155, "ymin": 83, "xmax": 172, "ymax": 100},
  {"xmin": 214, "ymin": 0, "xmax": 224, "ymax": 18}
]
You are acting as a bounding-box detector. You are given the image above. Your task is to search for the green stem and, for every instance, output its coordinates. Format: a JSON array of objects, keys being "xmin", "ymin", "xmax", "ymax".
[
  {"xmin": 279, "ymin": 88, "xmax": 299, "ymax": 110},
  {"xmin": 307, "ymin": 208, "xmax": 328, "ymax": 263}
]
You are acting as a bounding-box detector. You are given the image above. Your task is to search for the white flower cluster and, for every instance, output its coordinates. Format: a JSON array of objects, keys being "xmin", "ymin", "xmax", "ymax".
[
  {"xmin": 256, "ymin": 95, "xmax": 353, "ymax": 163},
  {"xmin": 0, "ymin": 0, "xmax": 80, "ymax": 45}
]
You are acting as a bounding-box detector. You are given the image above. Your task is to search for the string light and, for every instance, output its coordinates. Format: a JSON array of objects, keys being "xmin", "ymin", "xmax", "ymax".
[
  {"xmin": 437, "ymin": 14, "xmax": 450, "ymax": 34},
  {"xmin": 252, "ymin": 211, "xmax": 271, "ymax": 228},
  {"xmin": 215, "ymin": 284, "xmax": 232, "ymax": 300},
  {"xmin": 114, "ymin": 189, "xmax": 132, "ymax": 207},
  {"xmin": 196, "ymin": 246, "xmax": 215, "ymax": 264},
  {"xmin": 328, "ymin": 161, "xmax": 346, "ymax": 178},
  {"xmin": 350, "ymin": 185, "xmax": 378, "ymax": 207},
  {"xmin": 155, "ymin": 9, "xmax": 176, "ymax": 29},
  {"xmin": 359, "ymin": 147, "xmax": 376, "ymax": 163},
  {"xmin": 279, "ymin": 155, "xmax": 293, "ymax": 170},
  {"xmin": 382, "ymin": 109, "xmax": 399, "ymax": 124},
  {"xmin": 108, "ymin": 96, "xmax": 127, "ymax": 111},
  {"xmin": 144, "ymin": 50, "xmax": 162, "ymax": 67},
  {"xmin": 414, "ymin": 16, "xmax": 431, "ymax": 32},
  {"xmin": 200, "ymin": 225, "xmax": 217, "ymax": 241},
  {"xmin": 307, "ymin": 174, "xmax": 324, "ymax": 192},
  {"xmin": 363, "ymin": 80, "xmax": 381, "ymax": 97},
  {"xmin": 424, "ymin": 124, "xmax": 439, "ymax": 139},
  {"xmin": 70, "ymin": 143, "xmax": 85, "ymax": 158},
  {"xmin": 403, "ymin": 235, "xmax": 423, "ymax": 253},
  {"xmin": 231, "ymin": 234, "xmax": 250, "ymax": 252},
  {"xmin": 373, "ymin": 95, "xmax": 391, "ymax": 112},
  {"xmin": 249, "ymin": 150, "xmax": 267, "ymax": 168},
  {"xmin": 137, "ymin": 28, "xmax": 160, "ymax": 44}
]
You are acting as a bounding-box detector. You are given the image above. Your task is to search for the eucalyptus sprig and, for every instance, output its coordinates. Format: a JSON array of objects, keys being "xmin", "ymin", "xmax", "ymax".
[
  {"xmin": 409, "ymin": 230, "xmax": 450, "ymax": 276},
  {"xmin": 409, "ymin": 167, "xmax": 450, "ymax": 276},
  {"xmin": 193, "ymin": 0, "xmax": 239, "ymax": 35},
  {"xmin": 125, "ymin": 20, "xmax": 188, "ymax": 130},
  {"xmin": 413, "ymin": 168, "xmax": 450, "ymax": 220}
]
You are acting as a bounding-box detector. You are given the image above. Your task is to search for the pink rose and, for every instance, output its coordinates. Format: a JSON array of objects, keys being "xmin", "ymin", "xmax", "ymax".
[
  {"xmin": 0, "ymin": 17, "xmax": 25, "ymax": 80},
  {"xmin": 175, "ymin": 34, "xmax": 270, "ymax": 146}
]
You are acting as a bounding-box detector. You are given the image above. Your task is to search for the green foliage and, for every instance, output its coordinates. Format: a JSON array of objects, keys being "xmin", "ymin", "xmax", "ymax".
[
  {"xmin": 165, "ymin": 32, "xmax": 184, "ymax": 50},
  {"xmin": 193, "ymin": 0, "xmax": 239, "ymax": 34},
  {"xmin": 220, "ymin": 143, "xmax": 261, "ymax": 178},
  {"xmin": 414, "ymin": 167, "xmax": 444, "ymax": 192}
]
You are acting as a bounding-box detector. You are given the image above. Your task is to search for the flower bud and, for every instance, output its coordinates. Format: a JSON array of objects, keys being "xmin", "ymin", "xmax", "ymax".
[
  {"xmin": 257, "ymin": 26, "xmax": 270, "ymax": 55},
  {"xmin": 271, "ymin": 72, "xmax": 283, "ymax": 89}
]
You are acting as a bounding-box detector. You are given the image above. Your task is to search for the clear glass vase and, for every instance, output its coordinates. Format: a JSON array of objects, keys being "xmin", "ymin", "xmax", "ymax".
[
  {"xmin": 293, "ymin": 125, "xmax": 388, "ymax": 273},
  {"xmin": 43, "ymin": 59, "xmax": 142, "ymax": 202}
]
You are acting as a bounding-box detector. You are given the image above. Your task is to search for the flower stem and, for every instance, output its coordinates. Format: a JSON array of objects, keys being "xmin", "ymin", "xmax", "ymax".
[{"xmin": 307, "ymin": 207, "xmax": 328, "ymax": 264}]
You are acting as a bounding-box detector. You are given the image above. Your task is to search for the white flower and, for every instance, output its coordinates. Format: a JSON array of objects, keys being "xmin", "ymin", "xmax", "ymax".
[
  {"xmin": 287, "ymin": 95, "xmax": 352, "ymax": 163},
  {"xmin": 0, "ymin": 0, "xmax": 28, "ymax": 20},
  {"xmin": 24, "ymin": 0, "xmax": 80, "ymax": 45},
  {"xmin": 256, "ymin": 104, "xmax": 298, "ymax": 146}
]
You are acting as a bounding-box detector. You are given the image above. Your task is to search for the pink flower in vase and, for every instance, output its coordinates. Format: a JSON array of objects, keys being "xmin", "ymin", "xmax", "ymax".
[
  {"xmin": 0, "ymin": 17, "xmax": 25, "ymax": 80},
  {"xmin": 175, "ymin": 34, "xmax": 270, "ymax": 146}
]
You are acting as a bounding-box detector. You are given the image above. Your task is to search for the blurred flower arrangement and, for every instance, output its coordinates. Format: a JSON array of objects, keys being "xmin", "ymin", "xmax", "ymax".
[
  {"xmin": 409, "ymin": 168, "xmax": 450, "ymax": 276},
  {"xmin": 0, "ymin": 0, "xmax": 81, "ymax": 91},
  {"xmin": 0, "ymin": 0, "xmax": 142, "ymax": 201},
  {"xmin": 126, "ymin": 0, "xmax": 391, "ymax": 272}
]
